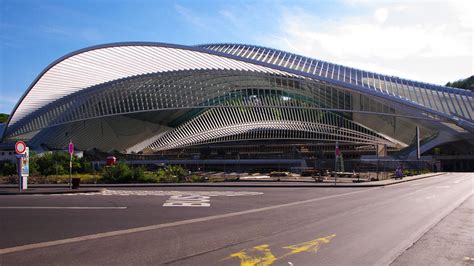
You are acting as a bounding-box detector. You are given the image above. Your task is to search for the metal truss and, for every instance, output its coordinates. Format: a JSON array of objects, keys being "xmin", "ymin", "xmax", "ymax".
[
  {"xmin": 5, "ymin": 70, "xmax": 437, "ymax": 140},
  {"xmin": 149, "ymin": 106, "xmax": 395, "ymax": 151},
  {"xmin": 200, "ymin": 44, "xmax": 473, "ymax": 124}
]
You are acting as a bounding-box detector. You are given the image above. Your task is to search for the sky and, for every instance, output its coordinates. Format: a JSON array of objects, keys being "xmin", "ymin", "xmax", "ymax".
[{"xmin": 0, "ymin": 0, "xmax": 472, "ymax": 114}]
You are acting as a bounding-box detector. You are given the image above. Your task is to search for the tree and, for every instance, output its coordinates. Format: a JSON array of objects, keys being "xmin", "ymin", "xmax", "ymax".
[
  {"xmin": 446, "ymin": 75, "xmax": 474, "ymax": 91},
  {"xmin": 32, "ymin": 151, "xmax": 82, "ymax": 176},
  {"xmin": 0, "ymin": 113, "xmax": 9, "ymax": 123}
]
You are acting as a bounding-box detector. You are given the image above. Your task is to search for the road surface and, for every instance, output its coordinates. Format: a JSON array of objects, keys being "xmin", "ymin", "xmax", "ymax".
[{"xmin": 0, "ymin": 173, "xmax": 472, "ymax": 265}]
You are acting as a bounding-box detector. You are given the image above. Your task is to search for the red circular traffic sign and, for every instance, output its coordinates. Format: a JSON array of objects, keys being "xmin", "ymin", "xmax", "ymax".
[{"xmin": 15, "ymin": 141, "xmax": 27, "ymax": 154}]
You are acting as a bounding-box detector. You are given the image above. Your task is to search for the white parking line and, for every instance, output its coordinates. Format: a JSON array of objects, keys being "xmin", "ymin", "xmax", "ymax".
[{"xmin": 0, "ymin": 206, "xmax": 127, "ymax": 210}]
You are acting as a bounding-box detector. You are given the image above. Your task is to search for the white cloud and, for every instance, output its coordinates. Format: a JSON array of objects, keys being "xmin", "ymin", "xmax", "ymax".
[
  {"xmin": 258, "ymin": 0, "xmax": 473, "ymax": 85},
  {"xmin": 374, "ymin": 8, "xmax": 388, "ymax": 23},
  {"xmin": 175, "ymin": 4, "xmax": 210, "ymax": 30}
]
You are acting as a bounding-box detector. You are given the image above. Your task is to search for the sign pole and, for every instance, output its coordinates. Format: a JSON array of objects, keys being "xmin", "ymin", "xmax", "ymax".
[
  {"xmin": 334, "ymin": 142, "xmax": 339, "ymax": 186},
  {"xmin": 17, "ymin": 156, "xmax": 22, "ymax": 191},
  {"xmin": 69, "ymin": 153, "xmax": 72, "ymax": 189},
  {"xmin": 68, "ymin": 141, "xmax": 74, "ymax": 189}
]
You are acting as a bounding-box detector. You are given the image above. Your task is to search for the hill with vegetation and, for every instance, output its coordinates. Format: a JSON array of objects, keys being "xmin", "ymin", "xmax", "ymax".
[
  {"xmin": 0, "ymin": 113, "xmax": 9, "ymax": 123},
  {"xmin": 446, "ymin": 75, "xmax": 474, "ymax": 91}
]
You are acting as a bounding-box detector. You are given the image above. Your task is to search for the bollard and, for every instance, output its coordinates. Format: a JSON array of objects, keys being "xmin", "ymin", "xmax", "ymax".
[{"xmin": 71, "ymin": 178, "xmax": 81, "ymax": 189}]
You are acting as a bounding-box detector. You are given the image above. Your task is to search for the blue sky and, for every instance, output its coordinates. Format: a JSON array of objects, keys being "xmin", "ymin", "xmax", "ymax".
[{"xmin": 1, "ymin": 0, "xmax": 472, "ymax": 114}]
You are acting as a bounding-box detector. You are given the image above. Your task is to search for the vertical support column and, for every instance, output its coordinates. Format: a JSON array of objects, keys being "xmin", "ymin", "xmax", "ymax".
[
  {"xmin": 377, "ymin": 144, "xmax": 387, "ymax": 157},
  {"xmin": 416, "ymin": 126, "xmax": 421, "ymax": 160}
]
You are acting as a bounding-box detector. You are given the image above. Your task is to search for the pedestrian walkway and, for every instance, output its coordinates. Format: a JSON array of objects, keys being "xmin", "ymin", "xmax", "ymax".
[{"xmin": 392, "ymin": 194, "xmax": 473, "ymax": 265}]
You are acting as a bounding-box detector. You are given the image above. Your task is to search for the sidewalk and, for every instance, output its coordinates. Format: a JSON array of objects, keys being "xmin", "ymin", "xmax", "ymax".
[
  {"xmin": 0, "ymin": 173, "xmax": 444, "ymax": 195},
  {"xmin": 392, "ymin": 194, "xmax": 474, "ymax": 265},
  {"xmin": 0, "ymin": 187, "xmax": 105, "ymax": 195}
]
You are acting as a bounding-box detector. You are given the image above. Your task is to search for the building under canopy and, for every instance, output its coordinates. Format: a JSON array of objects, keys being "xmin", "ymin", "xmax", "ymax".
[{"xmin": 1, "ymin": 42, "xmax": 473, "ymax": 162}]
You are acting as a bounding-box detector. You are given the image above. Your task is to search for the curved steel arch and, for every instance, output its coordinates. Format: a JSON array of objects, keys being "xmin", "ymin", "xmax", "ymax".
[{"xmin": 150, "ymin": 106, "xmax": 395, "ymax": 151}]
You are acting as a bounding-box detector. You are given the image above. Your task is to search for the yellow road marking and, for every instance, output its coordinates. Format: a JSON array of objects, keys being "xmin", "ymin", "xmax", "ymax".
[
  {"xmin": 226, "ymin": 234, "xmax": 336, "ymax": 266},
  {"xmin": 281, "ymin": 234, "xmax": 336, "ymax": 257},
  {"xmin": 229, "ymin": 244, "xmax": 277, "ymax": 266}
]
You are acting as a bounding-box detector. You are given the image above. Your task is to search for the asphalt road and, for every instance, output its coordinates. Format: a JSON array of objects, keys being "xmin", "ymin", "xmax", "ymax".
[{"xmin": 0, "ymin": 173, "xmax": 472, "ymax": 265}]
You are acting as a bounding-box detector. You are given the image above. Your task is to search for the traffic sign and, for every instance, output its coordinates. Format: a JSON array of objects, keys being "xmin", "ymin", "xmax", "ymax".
[
  {"xmin": 15, "ymin": 141, "xmax": 26, "ymax": 154},
  {"xmin": 68, "ymin": 141, "xmax": 74, "ymax": 155},
  {"xmin": 21, "ymin": 147, "xmax": 29, "ymax": 177}
]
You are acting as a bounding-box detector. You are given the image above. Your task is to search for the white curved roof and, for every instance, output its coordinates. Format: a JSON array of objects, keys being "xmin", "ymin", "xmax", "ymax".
[
  {"xmin": 6, "ymin": 42, "xmax": 474, "ymax": 139},
  {"xmin": 9, "ymin": 44, "xmax": 294, "ymax": 127}
]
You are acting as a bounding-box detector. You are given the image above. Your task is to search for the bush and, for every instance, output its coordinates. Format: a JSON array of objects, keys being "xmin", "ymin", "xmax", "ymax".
[
  {"xmin": 102, "ymin": 163, "xmax": 146, "ymax": 183},
  {"xmin": 0, "ymin": 160, "xmax": 16, "ymax": 176},
  {"xmin": 420, "ymin": 169, "xmax": 431, "ymax": 174},
  {"xmin": 135, "ymin": 166, "xmax": 190, "ymax": 183},
  {"xmin": 101, "ymin": 164, "xmax": 191, "ymax": 183},
  {"xmin": 153, "ymin": 168, "xmax": 179, "ymax": 183},
  {"xmin": 190, "ymin": 175, "xmax": 206, "ymax": 182},
  {"xmin": 137, "ymin": 171, "xmax": 160, "ymax": 183},
  {"xmin": 76, "ymin": 157, "xmax": 95, "ymax": 174},
  {"xmin": 102, "ymin": 163, "xmax": 131, "ymax": 183},
  {"xmin": 165, "ymin": 165, "xmax": 188, "ymax": 182}
]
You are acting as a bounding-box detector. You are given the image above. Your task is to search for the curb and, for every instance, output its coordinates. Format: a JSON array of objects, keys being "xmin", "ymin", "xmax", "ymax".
[
  {"xmin": 380, "ymin": 173, "xmax": 444, "ymax": 186},
  {"xmin": 0, "ymin": 173, "xmax": 444, "ymax": 191},
  {"xmin": 0, "ymin": 188, "xmax": 105, "ymax": 195}
]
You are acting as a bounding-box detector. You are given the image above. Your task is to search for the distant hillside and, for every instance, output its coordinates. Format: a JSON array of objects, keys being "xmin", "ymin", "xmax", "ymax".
[
  {"xmin": 0, "ymin": 113, "xmax": 9, "ymax": 123},
  {"xmin": 446, "ymin": 75, "xmax": 474, "ymax": 91}
]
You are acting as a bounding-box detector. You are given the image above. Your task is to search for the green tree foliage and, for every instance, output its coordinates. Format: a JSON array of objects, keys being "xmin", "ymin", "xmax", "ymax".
[
  {"xmin": 30, "ymin": 151, "xmax": 85, "ymax": 176},
  {"xmin": 165, "ymin": 165, "xmax": 189, "ymax": 182},
  {"xmin": 0, "ymin": 113, "xmax": 9, "ymax": 123},
  {"xmin": 102, "ymin": 162, "xmax": 145, "ymax": 183},
  {"xmin": 0, "ymin": 160, "xmax": 16, "ymax": 176},
  {"xmin": 446, "ymin": 75, "xmax": 474, "ymax": 91},
  {"xmin": 76, "ymin": 156, "xmax": 94, "ymax": 173}
]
